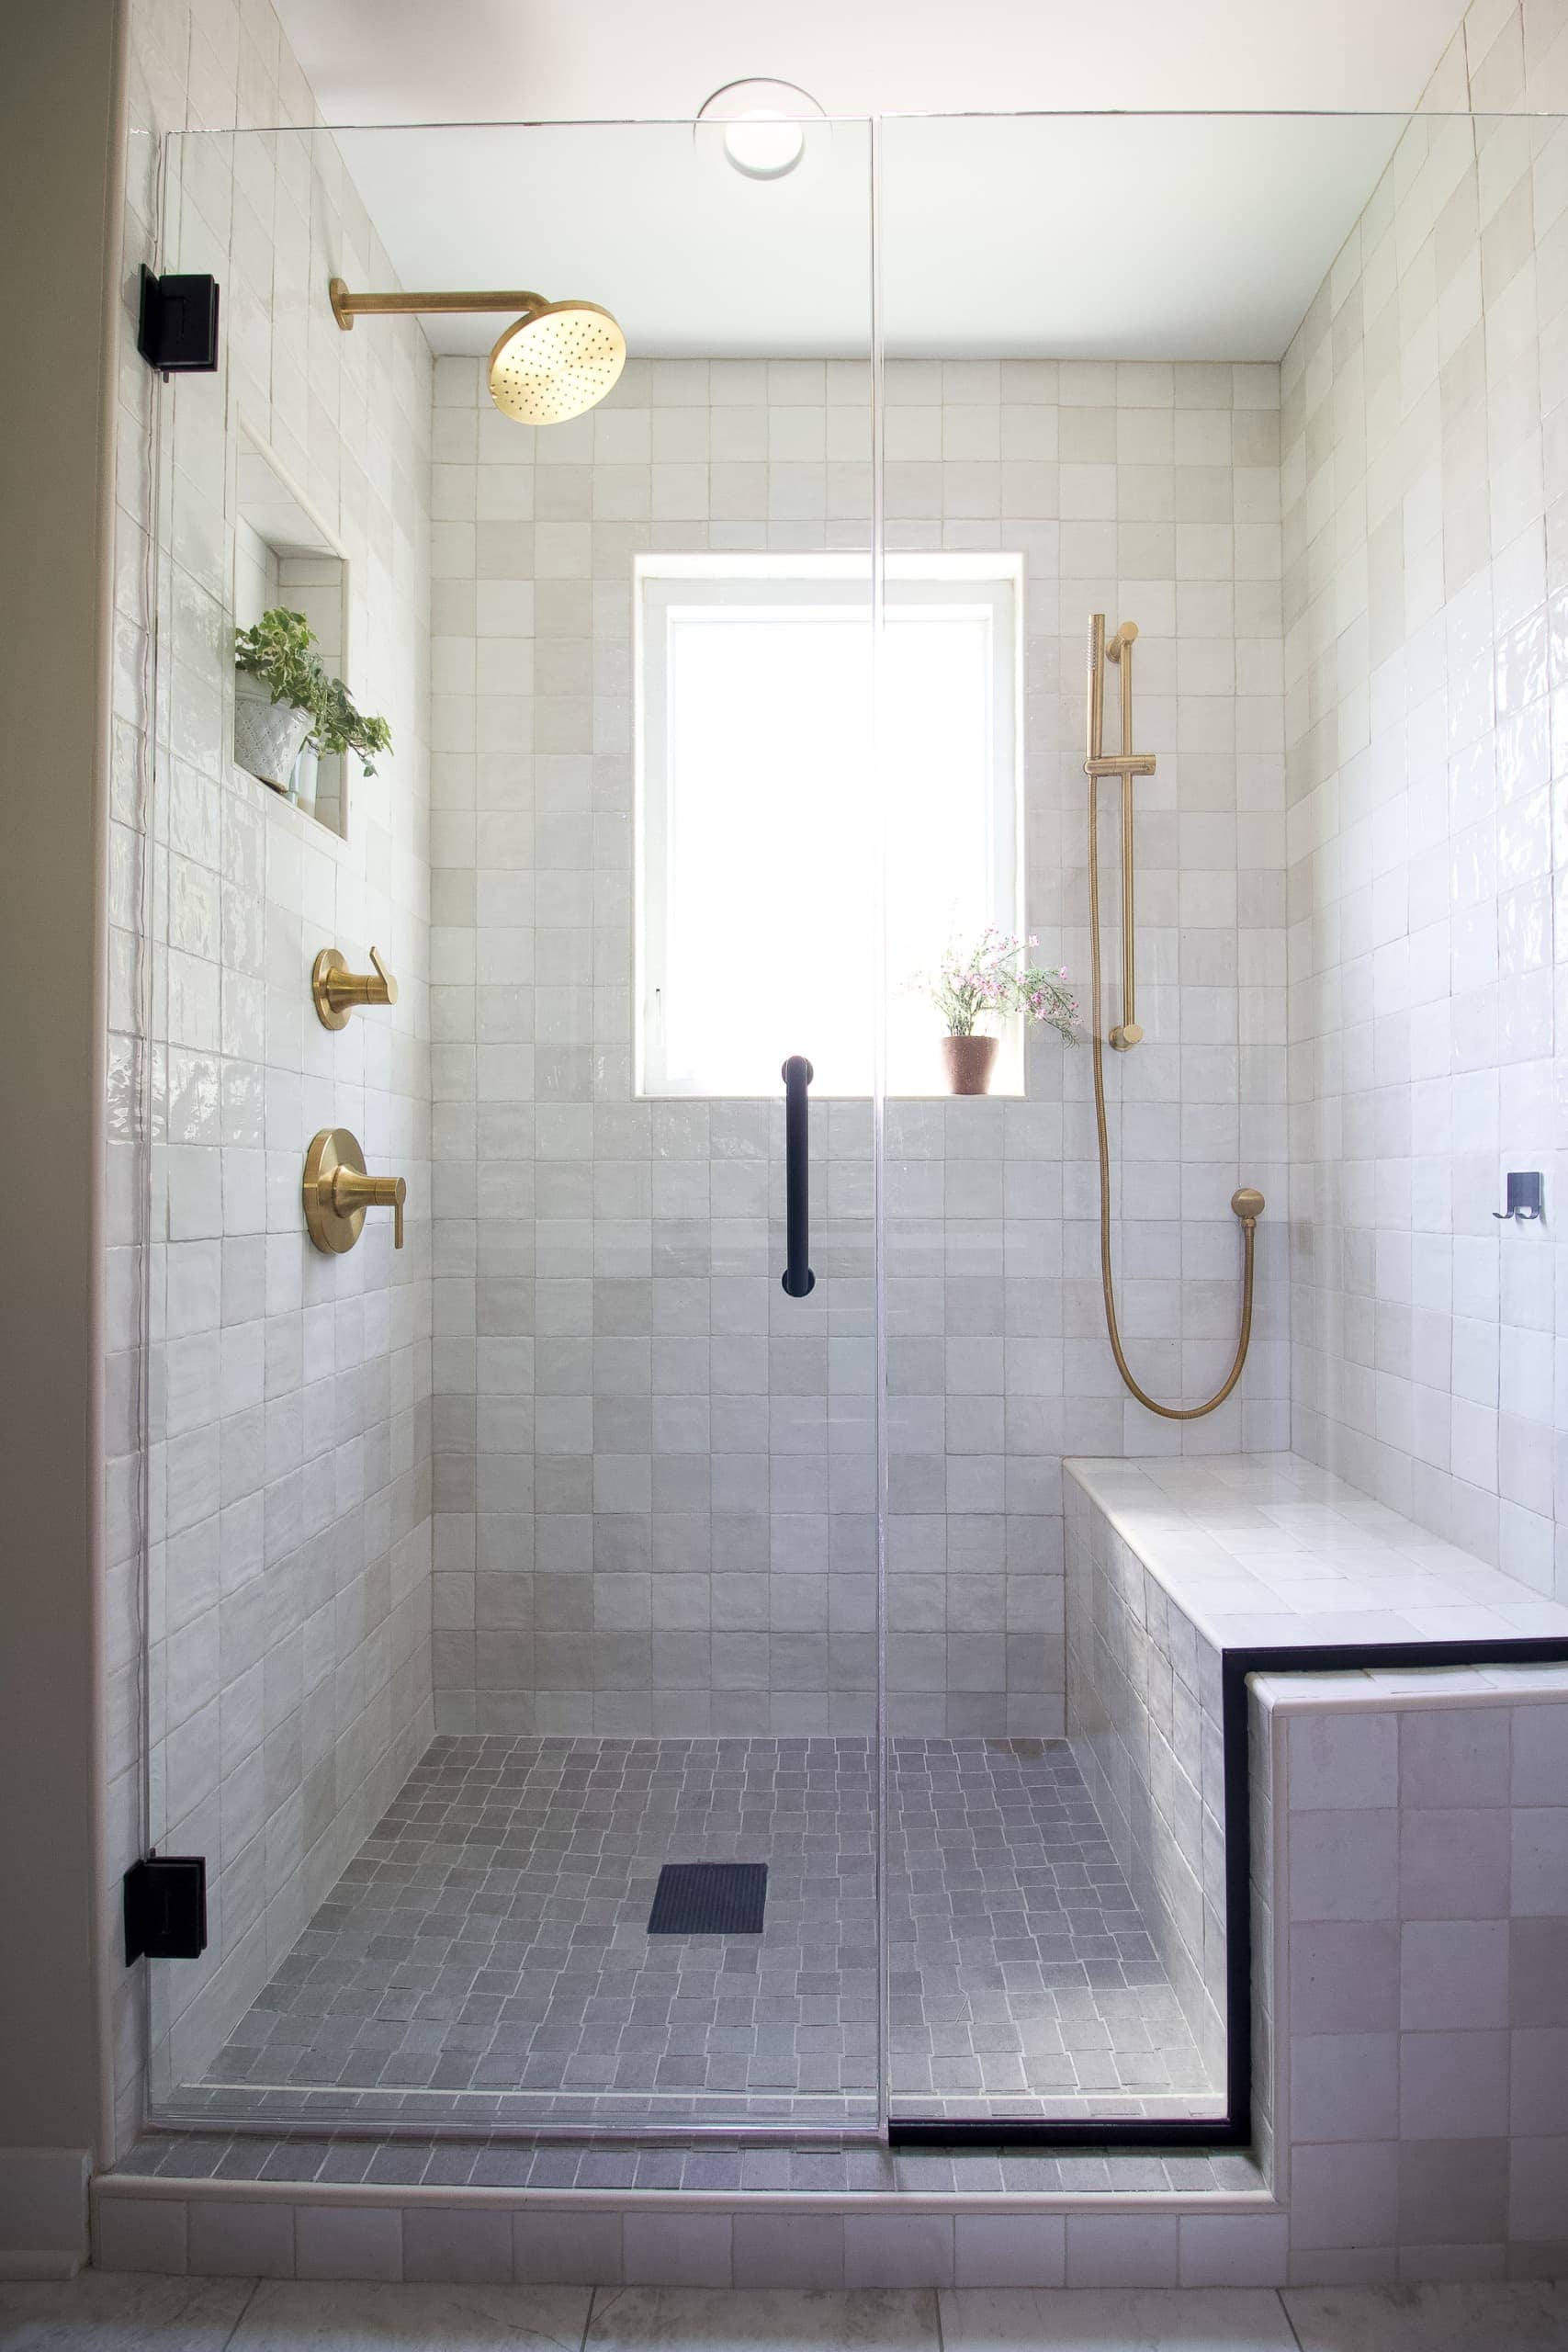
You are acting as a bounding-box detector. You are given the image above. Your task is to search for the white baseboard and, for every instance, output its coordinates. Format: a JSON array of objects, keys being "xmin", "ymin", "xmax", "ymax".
[{"xmin": 0, "ymin": 2148, "xmax": 91, "ymax": 2277}]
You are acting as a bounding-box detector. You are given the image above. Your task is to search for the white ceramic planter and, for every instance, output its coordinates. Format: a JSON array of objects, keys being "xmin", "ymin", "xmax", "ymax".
[
  {"xmin": 288, "ymin": 741, "xmax": 319, "ymax": 816},
  {"xmin": 234, "ymin": 671, "xmax": 311, "ymax": 791}
]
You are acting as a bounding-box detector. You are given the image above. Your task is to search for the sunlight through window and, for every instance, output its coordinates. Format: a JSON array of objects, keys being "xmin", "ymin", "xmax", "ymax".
[{"xmin": 637, "ymin": 556, "xmax": 1021, "ymax": 1096}]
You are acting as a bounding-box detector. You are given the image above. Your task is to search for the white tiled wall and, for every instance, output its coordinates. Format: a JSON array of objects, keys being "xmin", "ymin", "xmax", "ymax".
[
  {"xmin": 1065, "ymin": 1472, "xmax": 1229, "ymax": 2088},
  {"xmin": 426, "ymin": 352, "xmax": 1288, "ymax": 1739},
  {"xmin": 107, "ymin": 0, "xmax": 434, "ymax": 2143},
  {"xmin": 1283, "ymin": 82, "xmax": 1568, "ymax": 1586},
  {"xmin": 1256, "ymin": 1667, "xmax": 1568, "ymax": 2281}
]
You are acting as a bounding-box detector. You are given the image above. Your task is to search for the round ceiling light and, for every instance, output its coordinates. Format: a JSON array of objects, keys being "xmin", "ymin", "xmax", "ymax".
[
  {"xmin": 695, "ymin": 79, "xmax": 827, "ymax": 185},
  {"xmin": 724, "ymin": 111, "xmax": 807, "ymax": 179}
]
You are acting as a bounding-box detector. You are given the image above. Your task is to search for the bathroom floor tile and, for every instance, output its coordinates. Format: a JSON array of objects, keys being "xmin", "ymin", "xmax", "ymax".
[
  {"xmin": 231, "ymin": 2279, "xmax": 592, "ymax": 2347},
  {"xmin": 939, "ymin": 2286, "xmax": 1296, "ymax": 2347},
  {"xmin": 585, "ymin": 2286, "xmax": 941, "ymax": 2349},
  {"xmin": 1280, "ymin": 2282, "xmax": 1568, "ymax": 2349},
  {"xmin": 190, "ymin": 1736, "xmax": 1218, "ymax": 2128},
  {"xmin": 0, "ymin": 2274, "xmax": 254, "ymax": 2351}
]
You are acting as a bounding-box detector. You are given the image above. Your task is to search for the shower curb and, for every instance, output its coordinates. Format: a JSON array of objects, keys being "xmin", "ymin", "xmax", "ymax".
[
  {"xmin": 90, "ymin": 2167, "xmax": 1290, "ymax": 2290},
  {"xmin": 94, "ymin": 2169, "xmax": 1280, "ymax": 2211}
]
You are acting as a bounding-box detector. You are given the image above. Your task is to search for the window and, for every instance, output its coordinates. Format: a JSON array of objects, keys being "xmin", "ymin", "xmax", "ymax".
[{"xmin": 636, "ymin": 553, "xmax": 1022, "ymax": 1096}]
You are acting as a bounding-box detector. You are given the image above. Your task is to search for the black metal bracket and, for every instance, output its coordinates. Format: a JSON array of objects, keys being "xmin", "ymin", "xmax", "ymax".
[
  {"xmin": 123, "ymin": 1854, "xmax": 208, "ymax": 1964},
  {"xmin": 1495, "ymin": 1170, "xmax": 1543, "ymax": 1223},
  {"xmin": 136, "ymin": 267, "xmax": 220, "ymax": 379}
]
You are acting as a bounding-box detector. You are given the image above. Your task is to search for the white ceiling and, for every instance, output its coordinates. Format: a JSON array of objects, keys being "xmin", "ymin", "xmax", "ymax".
[
  {"xmin": 275, "ymin": 0, "xmax": 1468, "ymax": 124},
  {"xmin": 284, "ymin": 0, "xmax": 1470, "ymax": 362},
  {"xmin": 335, "ymin": 114, "xmax": 1404, "ymax": 361}
]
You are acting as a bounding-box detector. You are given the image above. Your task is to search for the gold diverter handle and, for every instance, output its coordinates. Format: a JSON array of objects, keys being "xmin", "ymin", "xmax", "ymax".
[
  {"xmin": 1085, "ymin": 614, "xmax": 1263, "ymax": 1420},
  {"xmin": 312, "ymin": 944, "xmax": 398, "ymax": 1030},
  {"xmin": 303, "ymin": 1128, "xmax": 405, "ymax": 1253}
]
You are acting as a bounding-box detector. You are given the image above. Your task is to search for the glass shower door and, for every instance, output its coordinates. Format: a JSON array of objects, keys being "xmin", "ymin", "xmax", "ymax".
[
  {"xmin": 135, "ymin": 108, "xmax": 886, "ymax": 2136},
  {"xmin": 874, "ymin": 110, "xmax": 1314, "ymax": 2132}
]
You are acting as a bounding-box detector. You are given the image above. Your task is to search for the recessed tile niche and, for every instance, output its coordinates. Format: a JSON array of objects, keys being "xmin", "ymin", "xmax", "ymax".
[{"xmin": 233, "ymin": 424, "xmax": 352, "ymax": 840}]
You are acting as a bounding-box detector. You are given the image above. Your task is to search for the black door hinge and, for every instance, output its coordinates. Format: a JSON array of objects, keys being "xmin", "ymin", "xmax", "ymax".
[
  {"xmin": 136, "ymin": 267, "xmax": 220, "ymax": 379},
  {"xmin": 123, "ymin": 1854, "xmax": 208, "ymax": 1964}
]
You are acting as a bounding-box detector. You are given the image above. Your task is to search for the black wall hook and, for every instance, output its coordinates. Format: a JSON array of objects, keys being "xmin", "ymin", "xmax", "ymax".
[{"xmin": 1495, "ymin": 1171, "xmax": 1543, "ymax": 1224}]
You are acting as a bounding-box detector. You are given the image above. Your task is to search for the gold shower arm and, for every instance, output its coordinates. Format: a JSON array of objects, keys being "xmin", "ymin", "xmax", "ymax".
[{"xmin": 329, "ymin": 277, "xmax": 546, "ymax": 330}]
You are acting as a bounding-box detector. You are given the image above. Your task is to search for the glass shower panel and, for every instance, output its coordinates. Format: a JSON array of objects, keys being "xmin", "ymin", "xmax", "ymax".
[
  {"xmin": 874, "ymin": 112, "xmax": 1405, "ymax": 2128},
  {"xmin": 139, "ymin": 113, "xmax": 881, "ymax": 2134}
]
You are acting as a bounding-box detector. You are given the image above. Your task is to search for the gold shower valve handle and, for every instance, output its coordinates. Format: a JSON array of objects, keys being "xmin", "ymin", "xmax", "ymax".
[
  {"xmin": 1109, "ymin": 1022, "xmax": 1144, "ymax": 1052},
  {"xmin": 303, "ymin": 1128, "xmax": 406, "ymax": 1252},
  {"xmin": 312, "ymin": 945, "xmax": 398, "ymax": 1030},
  {"xmin": 333, "ymin": 1167, "xmax": 406, "ymax": 1250}
]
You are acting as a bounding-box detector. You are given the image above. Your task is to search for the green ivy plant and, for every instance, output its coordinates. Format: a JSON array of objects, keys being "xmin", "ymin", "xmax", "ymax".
[
  {"xmin": 233, "ymin": 606, "xmax": 324, "ymax": 711},
  {"xmin": 233, "ymin": 606, "xmax": 393, "ymax": 777},
  {"xmin": 310, "ymin": 673, "xmax": 394, "ymax": 777}
]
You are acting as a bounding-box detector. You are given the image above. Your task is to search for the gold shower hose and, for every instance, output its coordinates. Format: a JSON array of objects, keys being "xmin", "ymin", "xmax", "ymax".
[{"xmin": 1086, "ymin": 769, "xmax": 1263, "ymax": 1419}]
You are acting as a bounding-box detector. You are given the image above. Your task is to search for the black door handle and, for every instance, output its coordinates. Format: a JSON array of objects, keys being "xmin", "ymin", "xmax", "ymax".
[{"xmin": 781, "ymin": 1055, "xmax": 815, "ymax": 1297}]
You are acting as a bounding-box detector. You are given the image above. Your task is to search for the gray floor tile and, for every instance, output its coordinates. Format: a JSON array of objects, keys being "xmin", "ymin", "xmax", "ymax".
[
  {"xmin": 192, "ymin": 1736, "xmax": 1218, "ymax": 2128},
  {"xmin": 0, "ymin": 2275, "xmax": 254, "ymax": 2352},
  {"xmin": 586, "ymin": 2287, "xmax": 941, "ymax": 2348},
  {"xmin": 1281, "ymin": 2282, "xmax": 1568, "ymax": 2349},
  {"xmin": 940, "ymin": 2287, "xmax": 1297, "ymax": 2347},
  {"xmin": 231, "ymin": 2279, "xmax": 592, "ymax": 2347}
]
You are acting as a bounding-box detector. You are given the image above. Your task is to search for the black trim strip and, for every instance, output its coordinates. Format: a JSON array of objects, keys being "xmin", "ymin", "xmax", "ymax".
[{"xmin": 890, "ymin": 1632, "xmax": 1568, "ymax": 2150}]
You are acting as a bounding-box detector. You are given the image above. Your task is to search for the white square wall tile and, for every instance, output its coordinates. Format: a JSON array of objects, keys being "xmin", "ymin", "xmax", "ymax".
[
  {"xmin": 952, "ymin": 2214, "xmax": 1066, "ymax": 2288},
  {"xmin": 730, "ymin": 2213, "xmax": 846, "ymax": 2289},
  {"xmin": 93, "ymin": 2195, "xmax": 188, "ymax": 2275},
  {"xmin": 1063, "ymin": 2215, "xmax": 1180, "ymax": 2287},
  {"xmin": 513, "ymin": 2211, "xmax": 624, "ymax": 2284},
  {"xmin": 400, "ymin": 2207, "xmax": 513, "ymax": 2283},
  {"xmin": 842, "ymin": 2215, "xmax": 954, "ymax": 2289},
  {"xmin": 293, "ymin": 2203, "xmax": 402, "ymax": 2280},
  {"xmin": 186, "ymin": 2198, "xmax": 295, "ymax": 2278},
  {"xmin": 1177, "ymin": 2215, "xmax": 1291, "ymax": 2287},
  {"xmin": 621, "ymin": 2214, "xmax": 732, "ymax": 2286}
]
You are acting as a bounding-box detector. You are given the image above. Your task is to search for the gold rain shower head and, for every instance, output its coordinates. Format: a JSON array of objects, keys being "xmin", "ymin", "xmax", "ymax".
[{"xmin": 329, "ymin": 278, "xmax": 626, "ymax": 426}]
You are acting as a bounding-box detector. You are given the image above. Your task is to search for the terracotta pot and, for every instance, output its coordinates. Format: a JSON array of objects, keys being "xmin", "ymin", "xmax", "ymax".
[{"xmin": 941, "ymin": 1033, "xmax": 999, "ymax": 1095}]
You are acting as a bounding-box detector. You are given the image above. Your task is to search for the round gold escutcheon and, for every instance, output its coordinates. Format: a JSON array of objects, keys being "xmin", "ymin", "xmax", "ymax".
[
  {"xmin": 311, "ymin": 948, "xmax": 352, "ymax": 1031},
  {"xmin": 303, "ymin": 1126, "xmax": 367, "ymax": 1252},
  {"xmin": 1231, "ymin": 1186, "xmax": 1265, "ymax": 1223}
]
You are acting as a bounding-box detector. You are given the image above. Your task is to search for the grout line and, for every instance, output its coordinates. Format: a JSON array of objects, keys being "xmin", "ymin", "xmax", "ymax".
[
  {"xmin": 934, "ymin": 2278, "xmax": 947, "ymax": 2352},
  {"xmin": 1274, "ymin": 2285, "xmax": 1307, "ymax": 2351},
  {"xmin": 217, "ymin": 2276, "xmax": 263, "ymax": 2349}
]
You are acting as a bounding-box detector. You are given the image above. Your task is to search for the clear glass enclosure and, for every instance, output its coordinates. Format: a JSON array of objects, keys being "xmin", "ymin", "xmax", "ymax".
[{"xmin": 128, "ymin": 100, "xmax": 1517, "ymax": 2139}]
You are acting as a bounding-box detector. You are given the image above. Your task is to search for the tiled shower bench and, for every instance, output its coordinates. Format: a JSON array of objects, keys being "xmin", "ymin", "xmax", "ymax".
[
  {"xmin": 89, "ymin": 1453, "xmax": 1568, "ymax": 2288},
  {"xmin": 1066, "ymin": 1451, "xmax": 1568, "ymax": 2272}
]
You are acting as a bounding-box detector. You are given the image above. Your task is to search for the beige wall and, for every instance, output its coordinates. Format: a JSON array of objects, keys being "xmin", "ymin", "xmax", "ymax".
[{"xmin": 0, "ymin": 0, "xmax": 123, "ymax": 2184}]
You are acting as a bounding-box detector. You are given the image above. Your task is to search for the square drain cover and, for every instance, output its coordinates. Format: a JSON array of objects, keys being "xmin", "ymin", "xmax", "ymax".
[{"xmin": 647, "ymin": 1861, "xmax": 767, "ymax": 1935}]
